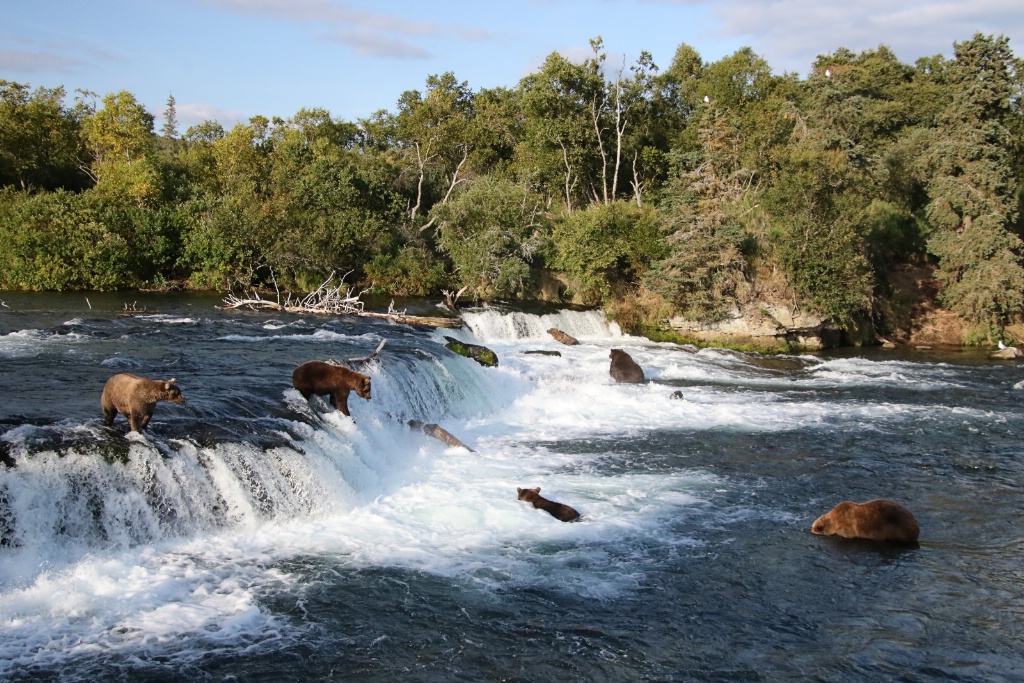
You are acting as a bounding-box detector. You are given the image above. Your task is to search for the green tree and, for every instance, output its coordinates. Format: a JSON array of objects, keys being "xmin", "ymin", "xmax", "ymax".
[
  {"xmin": 922, "ymin": 33, "xmax": 1024, "ymax": 329},
  {"xmin": 645, "ymin": 110, "xmax": 753, "ymax": 320},
  {"xmin": 81, "ymin": 90, "xmax": 161, "ymax": 206},
  {"xmin": 0, "ymin": 189, "xmax": 131, "ymax": 290},
  {"xmin": 519, "ymin": 50, "xmax": 605, "ymax": 213},
  {"xmin": 161, "ymin": 93, "xmax": 178, "ymax": 139},
  {"xmin": 432, "ymin": 177, "xmax": 546, "ymax": 298},
  {"xmin": 256, "ymin": 108, "xmax": 396, "ymax": 286},
  {"xmin": 551, "ymin": 199, "xmax": 664, "ymax": 301},
  {"xmin": 763, "ymin": 133, "xmax": 875, "ymax": 325},
  {"xmin": 383, "ymin": 73, "xmax": 481, "ymax": 229},
  {"xmin": 0, "ymin": 81, "xmax": 90, "ymax": 191}
]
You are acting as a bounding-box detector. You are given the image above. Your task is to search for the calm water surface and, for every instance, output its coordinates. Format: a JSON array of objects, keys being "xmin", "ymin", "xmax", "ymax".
[{"xmin": 0, "ymin": 292, "xmax": 1022, "ymax": 682}]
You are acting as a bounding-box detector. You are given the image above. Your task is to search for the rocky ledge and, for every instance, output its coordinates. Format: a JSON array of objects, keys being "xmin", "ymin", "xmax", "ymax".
[{"xmin": 664, "ymin": 302, "xmax": 840, "ymax": 351}]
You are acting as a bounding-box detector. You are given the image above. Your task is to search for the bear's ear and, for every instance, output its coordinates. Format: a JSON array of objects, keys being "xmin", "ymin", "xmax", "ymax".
[
  {"xmin": 517, "ymin": 487, "xmax": 523, "ymax": 495},
  {"xmin": 534, "ymin": 487, "xmax": 541, "ymax": 493},
  {"xmin": 168, "ymin": 378, "xmax": 177, "ymax": 384}
]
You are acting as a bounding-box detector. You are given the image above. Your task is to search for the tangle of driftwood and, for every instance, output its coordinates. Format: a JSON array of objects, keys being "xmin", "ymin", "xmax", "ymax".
[{"xmin": 222, "ymin": 271, "xmax": 461, "ymax": 328}]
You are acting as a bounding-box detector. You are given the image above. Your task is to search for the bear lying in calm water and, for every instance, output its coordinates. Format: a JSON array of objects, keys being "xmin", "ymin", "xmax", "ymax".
[
  {"xmin": 101, "ymin": 373, "xmax": 186, "ymax": 433},
  {"xmin": 811, "ymin": 499, "xmax": 919, "ymax": 543}
]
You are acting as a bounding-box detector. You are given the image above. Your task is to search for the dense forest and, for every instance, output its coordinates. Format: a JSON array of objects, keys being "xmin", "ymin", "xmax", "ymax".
[{"xmin": 2, "ymin": 33, "xmax": 1023, "ymax": 345}]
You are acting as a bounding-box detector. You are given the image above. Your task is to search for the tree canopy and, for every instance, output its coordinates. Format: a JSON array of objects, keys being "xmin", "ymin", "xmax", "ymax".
[{"xmin": 2, "ymin": 32, "xmax": 1024, "ymax": 342}]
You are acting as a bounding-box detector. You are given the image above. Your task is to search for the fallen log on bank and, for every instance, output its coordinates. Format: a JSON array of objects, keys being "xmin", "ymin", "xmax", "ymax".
[{"xmin": 221, "ymin": 272, "xmax": 462, "ymax": 329}]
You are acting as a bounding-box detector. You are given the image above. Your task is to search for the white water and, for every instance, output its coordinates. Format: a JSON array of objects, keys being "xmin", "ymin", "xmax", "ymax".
[
  {"xmin": 460, "ymin": 306, "xmax": 621, "ymax": 342},
  {"xmin": 0, "ymin": 307, "xmax": 1016, "ymax": 676}
]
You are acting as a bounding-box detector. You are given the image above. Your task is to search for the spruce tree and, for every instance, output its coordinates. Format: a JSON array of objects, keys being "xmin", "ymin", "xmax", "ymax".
[
  {"xmin": 161, "ymin": 93, "xmax": 178, "ymax": 139},
  {"xmin": 923, "ymin": 34, "xmax": 1024, "ymax": 330}
]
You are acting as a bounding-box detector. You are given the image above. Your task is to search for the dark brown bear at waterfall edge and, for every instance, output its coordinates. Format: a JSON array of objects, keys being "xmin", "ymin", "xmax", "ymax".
[
  {"xmin": 609, "ymin": 348, "xmax": 645, "ymax": 383},
  {"xmin": 101, "ymin": 373, "xmax": 186, "ymax": 433},
  {"xmin": 292, "ymin": 360, "xmax": 371, "ymax": 417},
  {"xmin": 811, "ymin": 499, "xmax": 920, "ymax": 543},
  {"xmin": 517, "ymin": 487, "xmax": 581, "ymax": 522}
]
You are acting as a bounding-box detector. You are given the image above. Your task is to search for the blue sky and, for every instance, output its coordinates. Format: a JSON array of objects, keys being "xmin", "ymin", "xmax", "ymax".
[{"xmin": 3, "ymin": 0, "xmax": 1023, "ymax": 131}]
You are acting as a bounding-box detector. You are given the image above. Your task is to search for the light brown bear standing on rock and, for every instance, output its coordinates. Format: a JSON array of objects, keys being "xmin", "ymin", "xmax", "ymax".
[
  {"xmin": 517, "ymin": 487, "xmax": 581, "ymax": 522},
  {"xmin": 609, "ymin": 348, "xmax": 645, "ymax": 383},
  {"xmin": 101, "ymin": 373, "xmax": 186, "ymax": 433},
  {"xmin": 811, "ymin": 499, "xmax": 920, "ymax": 543},
  {"xmin": 292, "ymin": 360, "xmax": 371, "ymax": 417}
]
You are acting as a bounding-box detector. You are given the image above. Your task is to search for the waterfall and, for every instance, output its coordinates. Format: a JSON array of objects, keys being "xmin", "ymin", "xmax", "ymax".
[
  {"xmin": 0, "ymin": 342, "xmax": 519, "ymax": 559},
  {"xmin": 460, "ymin": 308, "xmax": 621, "ymax": 342}
]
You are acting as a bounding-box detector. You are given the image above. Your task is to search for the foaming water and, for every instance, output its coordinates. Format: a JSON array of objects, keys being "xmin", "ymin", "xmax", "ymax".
[
  {"xmin": 1, "ymin": 293, "xmax": 1022, "ymax": 681},
  {"xmin": 460, "ymin": 306, "xmax": 621, "ymax": 342}
]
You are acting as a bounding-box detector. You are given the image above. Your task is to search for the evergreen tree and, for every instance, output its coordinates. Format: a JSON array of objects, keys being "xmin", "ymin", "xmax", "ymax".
[
  {"xmin": 923, "ymin": 33, "xmax": 1024, "ymax": 329},
  {"xmin": 162, "ymin": 93, "xmax": 178, "ymax": 139}
]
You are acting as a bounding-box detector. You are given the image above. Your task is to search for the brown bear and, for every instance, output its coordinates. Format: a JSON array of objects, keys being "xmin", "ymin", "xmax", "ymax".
[
  {"xmin": 292, "ymin": 360, "xmax": 371, "ymax": 417},
  {"xmin": 517, "ymin": 487, "xmax": 581, "ymax": 522},
  {"xmin": 101, "ymin": 373, "xmax": 186, "ymax": 433},
  {"xmin": 547, "ymin": 328, "xmax": 579, "ymax": 346},
  {"xmin": 609, "ymin": 348, "xmax": 645, "ymax": 383},
  {"xmin": 811, "ymin": 499, "xmax": 920, "ymax": 543}
]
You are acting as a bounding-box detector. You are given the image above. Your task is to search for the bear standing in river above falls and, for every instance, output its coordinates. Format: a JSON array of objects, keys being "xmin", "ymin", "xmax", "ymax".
[
  {"xmin": 517, "ymin": 487, "xmax": 581, "ymax": 522},
  {"xmin": 811, "ymin": 499, "xmax": 920, "ymax": 543},
  {"xmin": 609, "ymin": 348, "xmax": 645, "ymax": 383},
  {"xmin": 292, "ymin": 360, "xmax": 372, "ymax": 417},
  {"xmin": 101, "ymin": 373, "xmax": 186, "ymax": 433}
]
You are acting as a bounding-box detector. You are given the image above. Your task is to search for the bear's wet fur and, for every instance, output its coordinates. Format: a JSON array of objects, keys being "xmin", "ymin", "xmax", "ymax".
[
  {"xmin": 292, "ymin": 360, "xmax": 372, "ymax": 417},
  {"xmin": 609, "ymin": 348, "xmax": 645, "ymax": 383},
  {"xmin": 547, "ymin": 328, "xmax": 579, "ymax": 346},
  {"xmin": 517, "ymin": 487, "xmax": 581, "ymax": 522},
  {"xmin": 101, "ymin": 373, "xmax": 186, "ymax": 433},
  {"xmin": 811, "ymin": 499, "xmax": 920, "ymax": 543}
]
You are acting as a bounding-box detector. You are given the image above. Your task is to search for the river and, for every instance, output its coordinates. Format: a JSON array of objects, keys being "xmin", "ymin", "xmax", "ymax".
[{"xmin": 0, "ymin": 292, "xmax": 1022, "ymax": 682}]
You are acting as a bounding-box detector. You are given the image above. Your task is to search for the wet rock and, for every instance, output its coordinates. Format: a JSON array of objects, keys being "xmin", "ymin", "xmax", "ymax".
[{"xmin": 444, "ymin": 336, "xmax": 498, "ymax": 367}]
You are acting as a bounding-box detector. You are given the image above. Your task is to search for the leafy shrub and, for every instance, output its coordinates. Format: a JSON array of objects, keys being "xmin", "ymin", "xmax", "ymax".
[
  {"xmin": 364, "ymin": 246, "xmax": 447, "ymax": 296},
  {"xmin": 549, "ymin": 201, "xmax": 664, "ymax": 301},
  {"xmin": 0, "ymin": 188, "xmax": 131, "ymax": 290},
  {"xmin": 432, "ymin": 177, "xmax": 547, "ymax": 299}
]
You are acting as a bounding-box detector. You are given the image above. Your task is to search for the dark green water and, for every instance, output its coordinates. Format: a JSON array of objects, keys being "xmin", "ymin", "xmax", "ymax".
[{"xmin": 0, "ymin": 293, "xmax": 1022, "ymax": 682}]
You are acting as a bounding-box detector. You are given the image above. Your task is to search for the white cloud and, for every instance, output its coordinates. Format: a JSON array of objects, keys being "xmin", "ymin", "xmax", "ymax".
[
  {"xmin": 174, "ymin": 102, "xmax": 247, "ymax": 130},
  {"xmin": 327, "ymin": 31, "xmax": 433, "ymax": 59},
  {"xmin": 628, "ymin": 0, "xmax": 1024, "ymax": 74},
  {"xmin": 0, "ymin": 49, "xmax": 85, "ymax": 74},
  {"xmin": 706, "ymin": 0, "xmax": 1024, "ymax": 74},
  {"xmin": 194, "ymin": 0, "xmax": 494, "ymax": 60}
]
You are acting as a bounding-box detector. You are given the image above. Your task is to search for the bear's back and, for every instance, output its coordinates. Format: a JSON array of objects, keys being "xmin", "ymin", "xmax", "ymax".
[
  {"xmin": 814, "ymin": 499, "xmax": 919, "ymax": 543},
  {"xmin": 610, "ymin": 349, "xmax": 645, "ymax": 383}
]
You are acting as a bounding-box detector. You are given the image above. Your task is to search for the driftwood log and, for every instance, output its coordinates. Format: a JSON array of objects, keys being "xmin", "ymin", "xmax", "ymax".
[
  {"xmin": 408, "ymin": 419, "xmax": 475, "ymax": 451},
  {"xmin": 338, "ymin": 339, "xmax": 386, "ymax": 367},
  {"xmin": 222, "ymin": 272, "xmax": 462, "ymax": 329}
]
